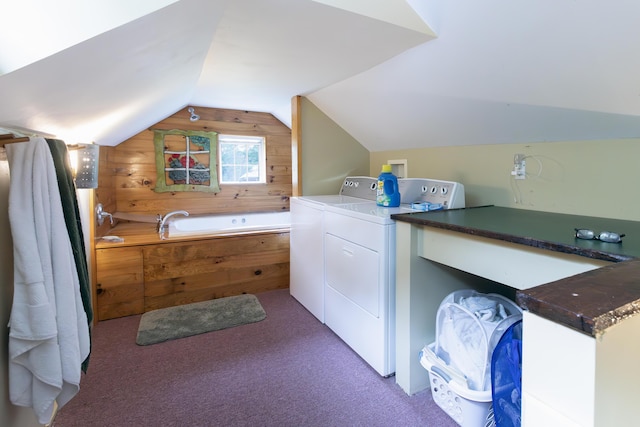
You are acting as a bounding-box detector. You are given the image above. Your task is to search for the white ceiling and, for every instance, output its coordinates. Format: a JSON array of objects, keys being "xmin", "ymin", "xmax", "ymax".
[{"xmin": 2, "ymin": 0, "xmax": 640, "ymax": 151}]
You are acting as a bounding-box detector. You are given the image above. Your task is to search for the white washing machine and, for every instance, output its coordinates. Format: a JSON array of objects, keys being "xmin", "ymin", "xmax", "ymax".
[{"xmin": 290, "ymin": 177, "xmax": 465, "ymax": 376}]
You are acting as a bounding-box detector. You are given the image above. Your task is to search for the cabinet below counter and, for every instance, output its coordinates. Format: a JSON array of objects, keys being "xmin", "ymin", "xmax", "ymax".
[{"xmin": 392, "ymin": 205, "xmax": 640, "ymax": 426}]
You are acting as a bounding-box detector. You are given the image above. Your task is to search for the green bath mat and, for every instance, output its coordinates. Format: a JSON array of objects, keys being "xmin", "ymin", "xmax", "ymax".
[{"xmin": 136, "ymin": 294, "xmax": 266, "ymax": 346}]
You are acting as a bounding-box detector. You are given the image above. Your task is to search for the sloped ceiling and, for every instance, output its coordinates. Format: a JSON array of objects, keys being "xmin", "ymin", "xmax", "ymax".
[
  {"xmin": 309, "ymin": 0, "xmax": 640, "ymax": 150},
  {"xmin": 2, "ymin": 0, "xmax": 640, "ymax": 151},
  {"xmin": 190, "ymin": 0, "xmax": 434, "ymax": 127}
]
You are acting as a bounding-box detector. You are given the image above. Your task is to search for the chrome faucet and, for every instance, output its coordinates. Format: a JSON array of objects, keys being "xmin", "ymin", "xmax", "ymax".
[
  {"xmin": 157, "ymin": 210, "xmax": 189, "ymax": 234},
  {"xmin": 95, "ymin": 203, "xmax": 114, "ymax": 226}
]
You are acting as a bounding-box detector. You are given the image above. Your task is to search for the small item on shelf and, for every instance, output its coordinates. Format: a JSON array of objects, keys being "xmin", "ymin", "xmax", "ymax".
[{"xmin": 100, "ymin": 236, "xmax": 124, "ymax": 243}]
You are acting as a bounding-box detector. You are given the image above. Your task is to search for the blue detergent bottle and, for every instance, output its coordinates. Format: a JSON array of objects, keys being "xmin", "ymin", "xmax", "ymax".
[{"xmin": 376, "ymin": 164, "xmax": 401, "ymax": 207}]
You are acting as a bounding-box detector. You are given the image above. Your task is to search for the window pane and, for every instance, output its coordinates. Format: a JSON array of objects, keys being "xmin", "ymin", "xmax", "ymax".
[
  {"xmin": 248, "ymin": 145, "xmax": 259, "ymax": 164},
  {"xmin": 221, "ymin": 165, "xmax": 234, "ymax": 182},
  {"xmin": 218, "ymin": 135, "xmax": 266, "ymax": 184},
  {"xmin": 236, "ymin": 165, "xmax": 248, "ymax": 182},
  {"xmin": 220, "ymin": 146, "xmax": 235, "ymax": 164},
  {"xmin": 235, "ymin": 146, "xmax": 247, "ymax": 164}
]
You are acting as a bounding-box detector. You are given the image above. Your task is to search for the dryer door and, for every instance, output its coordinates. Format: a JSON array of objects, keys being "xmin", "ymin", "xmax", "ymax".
[{"xmin": 325, "ymin": 233, "xmax": 380, "ymax": 317}]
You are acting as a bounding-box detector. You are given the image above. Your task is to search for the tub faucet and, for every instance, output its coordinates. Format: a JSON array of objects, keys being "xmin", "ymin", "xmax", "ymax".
[{"xmin": 157, "ymin": 210, "xmax": 189, "ymax": 234}]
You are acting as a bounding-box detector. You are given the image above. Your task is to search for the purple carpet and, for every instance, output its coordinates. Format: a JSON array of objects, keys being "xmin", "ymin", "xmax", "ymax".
[{"xmin": 53, "ymin": 289, "xmax": 457, "ymax": 427}]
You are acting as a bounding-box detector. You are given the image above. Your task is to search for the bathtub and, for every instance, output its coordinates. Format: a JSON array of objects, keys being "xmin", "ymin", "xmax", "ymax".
[{"xmin": 167, "ymin": 211, "xmax": 291, "ymax": 237}]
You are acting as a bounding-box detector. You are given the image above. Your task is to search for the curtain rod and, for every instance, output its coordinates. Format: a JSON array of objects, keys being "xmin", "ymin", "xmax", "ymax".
[
  {"xmin": 0, "ymin": 134, "xmax": 88, "ymax": 150},
  {"xmin": 0, "ymin": 134, "xmax": 29, "ymax": 146}
]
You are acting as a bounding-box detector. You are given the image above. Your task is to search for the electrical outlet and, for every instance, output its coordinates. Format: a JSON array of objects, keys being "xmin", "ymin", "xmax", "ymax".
[{"xmin": 511, "ymin": 154, "xmax": 526, "ymax": 179}]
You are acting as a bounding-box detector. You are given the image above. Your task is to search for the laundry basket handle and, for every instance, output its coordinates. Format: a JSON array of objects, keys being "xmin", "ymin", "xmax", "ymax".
[{"xmin": 431, "ymin": 365, "xmax": 452, "ymax": 383}]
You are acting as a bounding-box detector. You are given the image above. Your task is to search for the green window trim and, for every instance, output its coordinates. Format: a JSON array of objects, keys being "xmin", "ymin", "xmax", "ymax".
[{"xmin": 153, "ymin": 129, "xmax": 220, "ymax": 193}]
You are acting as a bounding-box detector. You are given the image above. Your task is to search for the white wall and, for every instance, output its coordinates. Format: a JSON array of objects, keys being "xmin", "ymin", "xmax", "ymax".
[
  {"xmin": 302, "ymin": 95, "xmax": 640, "ymax": 221},
  {"xmin": 299, "ymin": 97, "xmax": 370, "ymax": 195},
  {"xmin": 371, "ymin": 139, "xmax": 640, "ymax": 221}
]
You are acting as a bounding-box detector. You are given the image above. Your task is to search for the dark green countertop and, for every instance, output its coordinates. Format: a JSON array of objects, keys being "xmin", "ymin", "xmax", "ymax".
[
  {"xmin": 391, "ymin": 205, "xmax": 640, "ymax": 262},
  {"xmin": 391, "ymin": 205, "xmax": 640, "ymax": 336}
]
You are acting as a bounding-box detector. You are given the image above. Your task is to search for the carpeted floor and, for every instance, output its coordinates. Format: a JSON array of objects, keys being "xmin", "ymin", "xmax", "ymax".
[{"xmin": 53, "ymin": 289, "xmax": 457, "ymax": 427}]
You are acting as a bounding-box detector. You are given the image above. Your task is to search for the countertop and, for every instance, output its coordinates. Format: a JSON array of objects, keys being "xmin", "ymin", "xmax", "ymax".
[{"xmin": 391, "ymin": 206, "xmax": 640, "ymax": 336}]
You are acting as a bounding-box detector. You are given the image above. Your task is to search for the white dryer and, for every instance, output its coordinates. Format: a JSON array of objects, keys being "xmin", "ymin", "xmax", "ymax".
[
  {"xmin": 289, "ymin": 178, "xmax": 377, "ymax": 322},
  {"xmin": 323, "ymin": 178, "xmax": 464, "ymax": 376},
  {"xmin": 290, "ymin": 177, "xmax": 465, "ymax": 377}
]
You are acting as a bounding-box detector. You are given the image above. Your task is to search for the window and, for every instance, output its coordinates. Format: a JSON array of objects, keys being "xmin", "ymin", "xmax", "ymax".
[{"xmin": 218, "ymin": 135, "xmax": 266, "ymax": 184}]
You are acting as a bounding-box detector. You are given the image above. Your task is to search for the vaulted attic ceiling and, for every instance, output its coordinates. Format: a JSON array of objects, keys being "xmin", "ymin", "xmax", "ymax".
[{"xmin": 2, "ymin": 0, "xmax": 640, "ymax": 151}]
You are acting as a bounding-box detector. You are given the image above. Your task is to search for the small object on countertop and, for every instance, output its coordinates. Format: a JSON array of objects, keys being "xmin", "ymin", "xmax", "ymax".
[
  {"xmin": 100, "ymin": 236, "xmax": 124, "ymax": 243},
  {"xmin": 574, "ymin": 228, "xmax": 625, "ymax": 243},
  {"xmin": 411, "ymin": 202, "xmax": 444, "ymax": 211}
]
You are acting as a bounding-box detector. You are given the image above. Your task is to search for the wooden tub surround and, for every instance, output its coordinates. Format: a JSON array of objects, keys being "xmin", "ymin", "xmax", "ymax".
[{"xmin": 95, "ymin": 221, "xmax": 290, "ymax": 320}]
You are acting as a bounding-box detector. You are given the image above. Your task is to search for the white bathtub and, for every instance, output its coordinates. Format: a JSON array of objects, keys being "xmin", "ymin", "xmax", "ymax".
[{"xmin": 167, "ymin": 211, "xmax": 291, "ymax": 237}]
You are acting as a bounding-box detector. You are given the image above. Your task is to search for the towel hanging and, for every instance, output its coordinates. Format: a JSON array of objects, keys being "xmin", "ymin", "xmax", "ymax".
[{"xmin": 5, "ymin": 137, "xmax": 90, "ymax": 424}]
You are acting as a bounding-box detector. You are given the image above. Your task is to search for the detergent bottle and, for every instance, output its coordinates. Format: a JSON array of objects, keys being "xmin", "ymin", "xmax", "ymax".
[{"xmin": 376, "ymin": 164, "xmax": 400, "ymax": 207}]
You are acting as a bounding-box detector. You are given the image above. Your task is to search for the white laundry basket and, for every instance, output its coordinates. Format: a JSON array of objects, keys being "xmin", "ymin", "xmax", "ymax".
[
  {"xmin": 435, "ymin": 290, "xmax": 522, "ymax": 392},
  {"xmin": 421, "ymin": 290, "xmax": 522, "ymax": 427},
  {"xmin": 421, "ymin": 343, "xmax": 493, "ymax": 427}
]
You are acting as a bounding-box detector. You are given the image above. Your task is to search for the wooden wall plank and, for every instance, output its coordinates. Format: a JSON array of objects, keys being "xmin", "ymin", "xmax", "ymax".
[
  {"xmin": 95, "ymin": 146, "xmax": 118, "ymax": 236},
  {"xmin": 115, "ymin": 197, "xmax": 289, "ymax": 215},
  {"xmin": 144, "ymin": 262, "xmax": 289, "ymax": 299},
  {"xmin": 95, "ymin": 247, "xmax": 144, "ymax": 320},
  {"xmin": 142, "ymin": 233, "xmax": 290, "ymax": 311},
  {"xmin": 143, "ymin": 233, "xmax": 289, "ymax": 262},
  {"xmin": 144, "ymin": 274, "xmax": 288, "ymax": 311},
  {"xmin": 144, "ymin": 250, "xmax": 289, "ymax": 282}
]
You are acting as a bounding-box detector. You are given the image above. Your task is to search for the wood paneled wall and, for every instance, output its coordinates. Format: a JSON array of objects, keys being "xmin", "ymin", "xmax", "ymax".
[
  {"xmin": 143, "ymin": 232, "xmax": 290, "ymax": 312},
  {"xmin": 95, "ymin": 145, "xmax": 117, "ymax": 236},
  {"xmin": 97, "ymin": 107, "xmax": 292, "ymax": 219}
]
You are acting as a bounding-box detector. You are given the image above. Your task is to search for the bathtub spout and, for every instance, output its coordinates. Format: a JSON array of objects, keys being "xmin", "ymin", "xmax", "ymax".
[{"xmin": 158, "ymin": 210, "xmax": 190, "ymax": 235}]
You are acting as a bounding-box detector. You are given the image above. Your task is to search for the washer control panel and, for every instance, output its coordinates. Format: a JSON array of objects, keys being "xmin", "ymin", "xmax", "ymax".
[
  {"xmin": 339, "ymin": 176, "xmax": 465, "ymax": 209},
  {"xmin": 340, "ymin": 176, "xmax": 378, "ymax": 200},
  {"xmin": 413, "ymin": 179, "xmax": 465, "ymax": 209}
]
